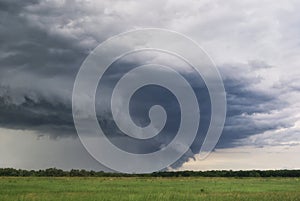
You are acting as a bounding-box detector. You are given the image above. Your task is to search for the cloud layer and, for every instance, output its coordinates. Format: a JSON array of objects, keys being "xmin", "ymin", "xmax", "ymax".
[{"xmin": 0, "ymin": 0, "xmax": 299, "ymax": 170}]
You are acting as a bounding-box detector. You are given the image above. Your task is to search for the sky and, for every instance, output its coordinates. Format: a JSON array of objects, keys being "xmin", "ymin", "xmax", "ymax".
[{"xmin": 0, "ymin": 0, "xmax": 299, "ymax": 171}]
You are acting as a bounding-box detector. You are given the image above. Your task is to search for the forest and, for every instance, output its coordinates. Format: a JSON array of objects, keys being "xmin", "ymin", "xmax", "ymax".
[{"xmin": 1, "ymin": 168, "xmax": 300, "ymax": 177}]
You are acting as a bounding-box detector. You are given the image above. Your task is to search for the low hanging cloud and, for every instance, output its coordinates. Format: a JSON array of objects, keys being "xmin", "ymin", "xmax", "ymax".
[{"xmin": 0, "ymin": 0, "xmax": 299, "ymax": 169}]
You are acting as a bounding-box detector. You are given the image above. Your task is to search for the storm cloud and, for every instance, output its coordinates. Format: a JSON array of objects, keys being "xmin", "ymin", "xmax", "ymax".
[{"xmin": 0, "ymin": 0, "xmax": 299, "ymax": 170}]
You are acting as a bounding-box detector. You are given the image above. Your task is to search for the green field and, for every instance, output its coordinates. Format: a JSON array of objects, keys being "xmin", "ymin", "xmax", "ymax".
[{"xmin": 0, "ymin": 177, "xmax": 299, "ymax": 201}]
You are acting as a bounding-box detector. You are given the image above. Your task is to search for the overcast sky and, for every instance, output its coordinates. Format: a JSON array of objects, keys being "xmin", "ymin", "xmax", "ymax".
[{"xmin": 0, "ymin": 0, "xmax": 299, "ymax": 171}]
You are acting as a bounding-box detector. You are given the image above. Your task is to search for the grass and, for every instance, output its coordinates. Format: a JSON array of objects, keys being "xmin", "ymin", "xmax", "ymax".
[{"xmin": 0, "ymin": 177, "xmax": 299, "ymax": 201}]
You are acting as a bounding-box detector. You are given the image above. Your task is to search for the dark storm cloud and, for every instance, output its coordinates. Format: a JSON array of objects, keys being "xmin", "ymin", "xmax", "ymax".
[
  {"xmin": 0, "ymin": 0, "xmax": 286, "ymax": 144},
  {"xmin": 219, "ymin": 84, "xmax": 286, "ymax": 148},
  {"xmin": 0, "ymin": 0, "xmax": 89, "ymax": 83},
  {"xmin": 0, "ymin": 0, "xmax": 298, "ymax": 170},
  {"xmin": 0, "ymin": 59, "xmax": 286, "ymax": 148},
  {"xmin": 0, "ymin": 0, "xmax": 86, "ymax": 137},
  {"xmin": 217, "ymin": 64, "xmax": 290, "ymax": 148},
  {"xmin": 0, "ymin": 87, "xmax": 75, "ymax": 137}
]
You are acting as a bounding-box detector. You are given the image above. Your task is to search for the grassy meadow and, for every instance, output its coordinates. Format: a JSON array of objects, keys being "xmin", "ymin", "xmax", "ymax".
[{"xmin": 0, "ymin": 177, "xmax": 299, "ymax": 201}]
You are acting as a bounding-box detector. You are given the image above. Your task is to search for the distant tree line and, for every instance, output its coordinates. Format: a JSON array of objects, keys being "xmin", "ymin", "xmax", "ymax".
[{"xmin": 0, "ymin": 168, "xmax": 300, "ymax": 177}]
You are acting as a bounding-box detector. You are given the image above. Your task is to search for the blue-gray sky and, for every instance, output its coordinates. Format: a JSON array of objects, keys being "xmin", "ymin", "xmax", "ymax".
[{"xmin": 0, "ymin": 0, "xmax": 299, "ymax": 171}]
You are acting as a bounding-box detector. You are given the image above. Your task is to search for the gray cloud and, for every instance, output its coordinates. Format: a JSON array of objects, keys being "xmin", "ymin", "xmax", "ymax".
[{"xmin": 0, "ymin": 0, "xmax": 299, "ymax": 170}]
